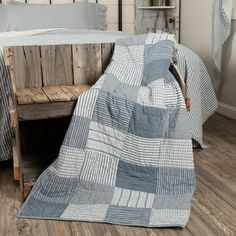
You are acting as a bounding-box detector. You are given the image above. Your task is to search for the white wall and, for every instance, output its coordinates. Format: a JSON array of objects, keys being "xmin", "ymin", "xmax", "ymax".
[
  {"xmin": 218, "ymin": 1, "xmax": 236, "ymax": 108},
  {"xmin": 180, "ymin": 0, "xmax": 213, "ymax": 72},
  {"xmin": 180, "ymin": 0, "xmax": 236, "ymax": 119}
]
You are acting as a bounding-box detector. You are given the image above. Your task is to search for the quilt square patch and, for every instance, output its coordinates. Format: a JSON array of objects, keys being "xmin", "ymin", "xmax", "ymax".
[
  {"xmin": 51, "ymin": 146, "xmax": 85, "ymax": 178},
  {"xmin": 111, "ymin": 187, "xmax": 154, "ymax": 208},
  {"xmin": 156, "ymin": 167, "xmax": 195, "ymax": 194},
  {"xmin": 153, "ymin": 193, "xmax": 193, "ymax": 210},
  {"xmin": 63, "ymin": 116, "xmax": 90, "ymax": 149},
  {"xmin": 71, "ymin": 183, "xmax": 114, "ymax": 205},
  {"xmin": 115, "ymin": 160, "xmax": 157, "ymax": 193},
  {"xmin": 128, "ymin": 104, "xmax": 168, "ymax": 138},
  {"xmin": 101, "ymin": 75, "xmax": 139, "ymax": 103},
  {"xmin": 105, "ymin": 206, "xmax": 151, "ymax": 226},
  {"xmin": 32, "ymin": 168, "xmax": 77, "ymax": 204},
  {"xmin": 61, "ymin": 204, "xmax": 109, "ymax": 221},
  {"xmin": 149, "ymin": 209, "xmax": 190, "ymax": 227},
  {"xmin": 19, "ymin": 196, "xmax": 67, "ymax": 218},
  {"xmin": 80, "ymin": 151, "xmax": 119, "ymax": 186},
  {"xmin": 86, "ymin": 121, "xmax": 126, "ymax": 159},
  {"xmin": 74, "ymin": 88, "xmax": 99, "ymax": 119},
  {"xmin": 120, "ymin": 133, "xmax": 161, "ymax": 167},
  {"xmin": 92, "ymin": 90, "xmax": 134, "ymax": 133}
]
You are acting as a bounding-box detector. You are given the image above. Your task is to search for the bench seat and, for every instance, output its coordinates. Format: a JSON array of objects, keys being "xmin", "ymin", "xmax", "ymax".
[{"xmin": 15, "ymin": 84, "xmax": 90, "ymax": 121}]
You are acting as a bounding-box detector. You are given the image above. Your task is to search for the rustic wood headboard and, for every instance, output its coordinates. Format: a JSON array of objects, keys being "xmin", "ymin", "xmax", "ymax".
[{"xmin": 0, "ymin": 0, "xmax": 123, "ymax": 31}]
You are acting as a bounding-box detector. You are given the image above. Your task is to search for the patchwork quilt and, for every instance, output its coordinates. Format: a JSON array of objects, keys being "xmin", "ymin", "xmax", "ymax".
[{"xmin": 19, "ymin": 33, "xmax": 196, "ymax": 228}]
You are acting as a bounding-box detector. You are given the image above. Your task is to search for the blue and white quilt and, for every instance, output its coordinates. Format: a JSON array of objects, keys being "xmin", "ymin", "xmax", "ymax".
[{"xmin": 19, "ymin": 33, "xmax": 196, "ymax": 228}]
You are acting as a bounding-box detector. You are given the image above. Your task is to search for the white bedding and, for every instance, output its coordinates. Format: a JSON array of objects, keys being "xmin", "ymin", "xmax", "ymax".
[{"xmin": 0, "ymin": 29, "xmax": 126, "ymax": 46}]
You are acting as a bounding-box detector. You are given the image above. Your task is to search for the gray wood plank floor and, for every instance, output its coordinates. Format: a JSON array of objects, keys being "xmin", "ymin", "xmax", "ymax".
[{"xmin": 0, "ymin": 114, "xmax": 235, "ymax": 236}]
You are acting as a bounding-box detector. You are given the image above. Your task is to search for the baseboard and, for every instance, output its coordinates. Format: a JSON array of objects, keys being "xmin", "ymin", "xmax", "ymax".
[{"xmin": 217, "ymin": 102, "xmax": 236, "ymax": 120}]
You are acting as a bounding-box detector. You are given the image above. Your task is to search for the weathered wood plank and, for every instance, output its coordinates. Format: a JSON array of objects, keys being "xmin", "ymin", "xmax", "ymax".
[
  {"xmin": 12, "ymin": 138, "xmax": 21, "ymax": 181},
  {"xmin": 42, "ymin": 86, "xmax": 71, "ymax": 102},
  {"xmin": 9, "ymin": 95, "xmax": 17, "ymax": 128},
  {"xmin": 72, "ymin": 44, "xmax": 102, "ymax": 85},
  {"xmin": 41, "ymin": 45, "xmax": 73, "ymax": 86},
  {"xmin": 60, "ymin": 84, "xmax": 90, "ymax": 100},
  {"xmin": 60, "ymin": 86, "xmax": 77, "ymax": 101},
  {"xmin": 11, "ymin": 46, "xmax": 43, "ymax": 89},
  {"xmin": 16, "ymin": 88, "xmax": 49, "ymax": 105},
  {"xmin": 101, "ymin": 43, "xmax": 114, "ymax": 72},
  {"xmin": 24, "ymin": 46, "xmax": 42, "ymax": 87},
  {"xmin": 3, "ymin": 48, "xmax": 12, "ymax": 66},
  {"xmin": 17, "ymin": 101, "xmax": 76, "ymax": 121}
]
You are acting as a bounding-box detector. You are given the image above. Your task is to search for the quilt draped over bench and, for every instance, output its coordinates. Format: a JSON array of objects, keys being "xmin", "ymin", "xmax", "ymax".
[{"xmin": 19, "ymin": 33, "xmax": 195, "ymax": 228}]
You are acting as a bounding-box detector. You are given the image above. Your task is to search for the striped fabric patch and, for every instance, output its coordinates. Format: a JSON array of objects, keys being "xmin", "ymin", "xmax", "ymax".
[
  {"xmin": 92, "ymin": 90, "xmax": 134, "ymax": 133},
  {"xmin": 111, "ymin": 187, "xmax": 154, "ymax": 209},
  {"xmin": 120, "ymin": 134, "xmax": 194, "ymax": 169},
  {"xmin": 61, "ymin": 204, "xmax": 109, "ymax": 221},
  {"xmin": 63, "ymin": 116, "xmax": 90, "ymax": 149},
  {"xmin": 155, "ymin": 167, "xmax": 195, "ymax": 195},
  {"xmin": 176, "ymin": 45, "xmax": 218, "ymax": 146},
  {"xmin": 51, "ymin": 146, "xmax": 85, "ymax": 178},
  {"xmin": 80, "ymin": 151, "xmax": 119, "ymax": 186},
  {"xmin": 112, "ymin": 44, "xmax": 145, "ymax": 67},
  {"xmin": 105, "ymin": 206, "xmax": 151, "ymax": 226},
  {"xmin": 74, "ymin": 88, "xmax": 99, "ymax": 119},
  {"xmin": 149, "ymin": 209, "xmax": 190, "ymax": 227},
  {"xmin": 101, "ymin": 75, "xmax": 139, "ymax": 103},
  {"xmin": 32, "ymin": 168, "xmax": 77, "ymax": 204},
  {"xmin": 0, "ymin": 47, "xmax": 14, "ymax": 161},
  {"xmin": 86, "ymin": 121, "xmax": 126, "ymax": 158},
  {"xmin": 144, "ymin": 41, "xmax": 174, "ymax": 65},
  {"xmin": 137, "ymin": 73, "xmax": 186, "ymax": 109},
  {"xmin": 71, "ymin": 184, "xmax": 114, "ymax": 205},
  {"xmin": 106, "ymin": 62, "xmax": 143, "ymax": 86},
  {"xmin": 145, "ymin": 33, "xmax": 175, "ymax": 45},
  {"xmin": 153, "ymin": 193, "xmax": 193, "ymax": 210}
]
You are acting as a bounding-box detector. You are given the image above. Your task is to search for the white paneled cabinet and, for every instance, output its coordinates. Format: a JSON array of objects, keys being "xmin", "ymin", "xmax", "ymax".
[{"xmin": 135, "ymin": 0, "xmax": 180, "ymax": 41}]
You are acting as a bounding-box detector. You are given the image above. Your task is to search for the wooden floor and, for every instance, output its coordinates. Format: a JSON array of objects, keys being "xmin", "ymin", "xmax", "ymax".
[{"xmin": 0, "ymin": 114, "xmax": 235, "ymax": 236}]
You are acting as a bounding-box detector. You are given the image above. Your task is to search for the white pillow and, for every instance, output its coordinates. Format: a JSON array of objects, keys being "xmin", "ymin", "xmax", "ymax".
[{"xmin": 0, "ymin": 1, "xmax": 107, "ymax": 32}]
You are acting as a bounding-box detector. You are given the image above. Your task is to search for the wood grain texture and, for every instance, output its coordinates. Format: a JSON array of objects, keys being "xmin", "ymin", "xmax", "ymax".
[
  {"xmin": 12, "ymin": 138, "xmax": 21, "ymax": 181},
  {"xmin": 41, "ymin": 45, "xmax": 73, "ymax": 86},
  {"xmin": 17, "ymin": 101, "xmax": 76, "ymax": 121},
  {"xmin": 42, "ymin": 86, "xmax": 71, "ymax": 102},
  {"xmin": 102, "ymin": 43, "xmax": 114, "ymax": 72},
  {"xmin": 60, "ymin": 84, "xmax": 91, "ymax": 100},
  {"xmin": 12, "ymin": 46, "xmax": 43, "ymax": 89},
  {"xmin": 16, "ymin": 88, "xmax": 49, "ymax": 105},
  {"xmin": 72, "ymin": 44, "xmax": 102, "ymax": 85},
  {"xmin": 0, "ymin": 114, "xmax": 235, "ymax": 236},
  {"xmin": 7, "ymin": 43, "xmax": 114, "ymax": 90}
]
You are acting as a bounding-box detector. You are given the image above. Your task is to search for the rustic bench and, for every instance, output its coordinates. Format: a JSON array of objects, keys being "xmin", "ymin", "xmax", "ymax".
[{"xmin": 4, "ymin": 43, "xmax": 114, "ymax": 199}]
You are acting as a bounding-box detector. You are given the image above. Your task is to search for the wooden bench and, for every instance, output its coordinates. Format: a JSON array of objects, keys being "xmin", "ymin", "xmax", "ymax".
[{"xmin": 4, "ymin": 43, "xmax": 114, "ymax": 200}]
